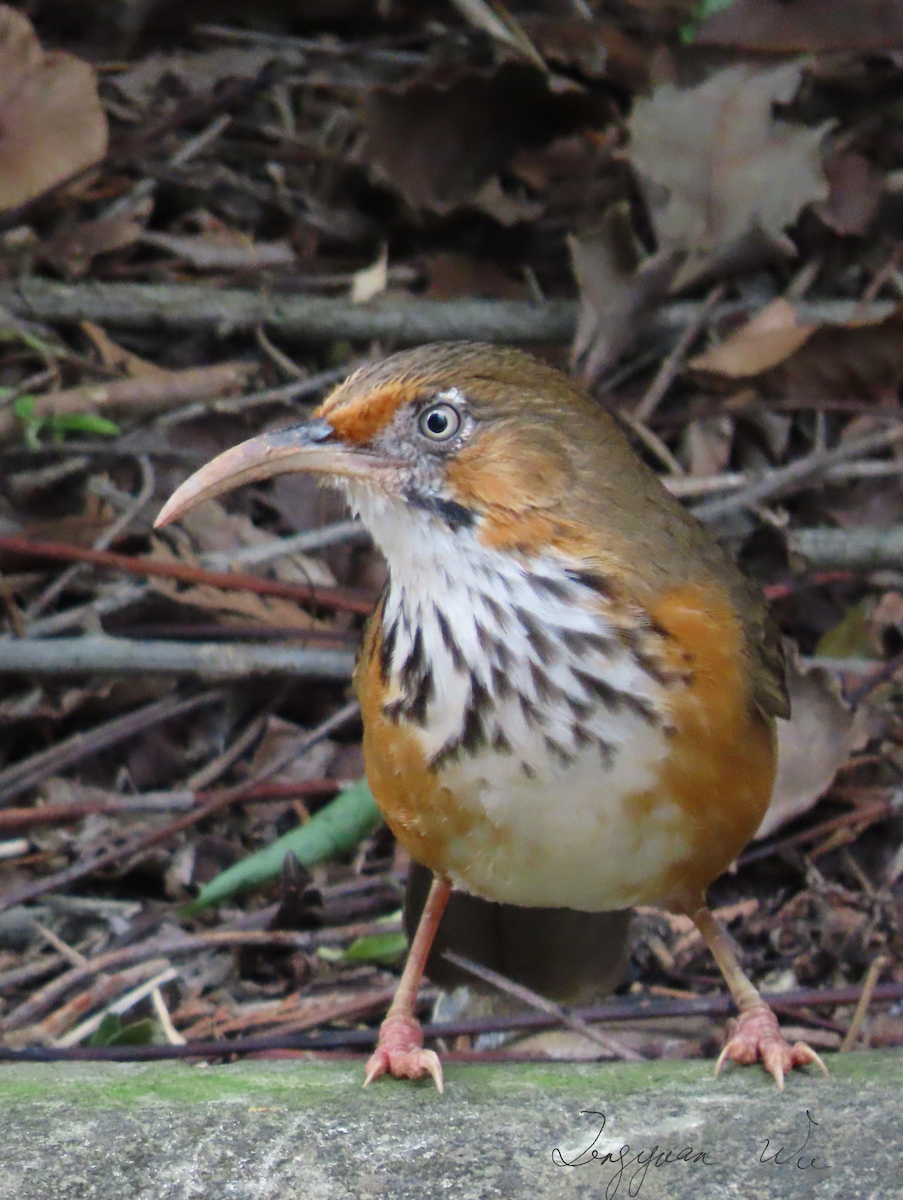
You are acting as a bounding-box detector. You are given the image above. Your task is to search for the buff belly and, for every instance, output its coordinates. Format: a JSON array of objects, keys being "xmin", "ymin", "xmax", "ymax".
[
  {"xmin": 355, "ymin": 525, "xmax": 779, "ymax": 913},
  {"xmin": 363, "ymin": 698, "xmax": 777, "ymax": 913}
]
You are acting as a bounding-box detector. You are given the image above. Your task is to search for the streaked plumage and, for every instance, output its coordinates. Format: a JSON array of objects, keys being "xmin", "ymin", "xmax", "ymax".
[{"xmin": 156, "ymin": 342, "xmax": 823, "ymax": 1093}]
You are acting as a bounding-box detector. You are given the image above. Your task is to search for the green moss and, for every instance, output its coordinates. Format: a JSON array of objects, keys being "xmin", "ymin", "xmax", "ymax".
[{"xmin": 0, "ymin": 1050, "xmax": 899, "ymax": 1110}]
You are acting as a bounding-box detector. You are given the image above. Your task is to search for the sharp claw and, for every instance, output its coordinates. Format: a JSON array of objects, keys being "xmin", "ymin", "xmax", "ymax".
[
  {"xmin": 422, "ymin": 1050, "xmax": 444, "ymax": 1094},
  {"xmin": 715, "ymin": 1006, "xmax": 829, "ymax": 1088},
  {"xmin": 791, "ymin": 1041, "xmax": 829, "ymax": 1077},
  {"xmin": 809, "ymin": 1048, "xmax": 830, "ymax": 1078},
  {"xmin": 362, "ymin": 1060, "xmax": 382, "ymax": 1089},
  {"xmin": 713, "ymin": 1043, "xmax": 730, "ymax": 1079},
  {"xmin": 362, "ymin": 1022, "xmax": 444, "ymax": 1091}
]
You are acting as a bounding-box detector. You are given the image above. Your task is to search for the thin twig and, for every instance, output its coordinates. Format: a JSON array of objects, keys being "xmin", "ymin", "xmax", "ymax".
[
  {"xmin": 739, "ymin": 797, "xmax": 899, "ymax": 867},
  {"xmin": 0, "ymin": 534, "xmax": 376, "ymax": 613},
  {"xmin": 0, "ymin": 954, "xmax": 67, "ymax": 994},
  {"xmin": 0, "ymin": 699, "xmax": 360, "ymax": 915},
  {"xmin": 32, "ymin": 959, "xmax": 173, "ymax": 1042},
  {"xmin": 0, "ymin": 688, "xmax": 226, "ymax": 807},
  {"xmin": 634, "ymin": 282, "xmax": 724, "ymax": 423},
  {"xmin": 29, "ymin": 919, "xmax": 88, "ymax": 968},
  {"xmin": 55, "ymin": 965, "xmax": 180, "ymax": 1047},
  {"xmin": 665, "ymin": 458, "xmax": 903, "ymax": 500},
  {"xmin": 184, "ymin": 706, "xmax": 276, "ymax": 791},
  {"xmin": 156, "ymin": 364, "xmax": 354, "ymax": 426},
  {"xmin": 442, "ymin": 950, "xmax": 643, "ymax": 1061},
  {"xmin": 0, "ymin": 363, "xmax": 256, "ymax": 441},
  {"xmin": 692, "ymin": 423, "xmax": 903, "ymax": 522},
  {"xmin": 19, "ymin": 583, "xmax": 148, "ymax": 639},
  {"xmin": 619, "ymin": 412, "xmax": 684, "ymax": 474},
  {"xmin": 844, "ymin": 652, "xmax": 903, "ymax": 709},
  {"xmin": 788, "ymin": 526, "xmax": 903, "ymax": 571},
  {"xmin": 0, "ymin": 915, "xmax": 381, "ymax": 1031},
  {"xmin": 4, "ymin": 980, "xmax": 903, "ymax": 1059},
  {"xmin": 0, "ymin": 779, "xmax": 344, "ymax": 834},
  {"xmin": 0, "ymin": 635, "xmax": 356, "ymax": 678},
  {"xmin": 200, "ymin": 519, "xmax": 366, "ymax": 570},
  {"xmin": 840, "ymin": 955, "xmax": 889, "ymax": 1051},
  {"xmin": 25, "ymin": 455, "xmax": 155, "ymax": 620},
  {"xmin": 2, "ymin": 280, "xmax": 894, "ymax": 345},
  {"xmin": 151, "ymin": 984, "xmax": 187, "ymax": 1045}
]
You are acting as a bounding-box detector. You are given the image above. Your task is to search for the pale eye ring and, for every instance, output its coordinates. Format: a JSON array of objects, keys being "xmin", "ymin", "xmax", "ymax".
[{"xmin": 418, "ymin": 402, "xmax": 461, "ymax": 442}]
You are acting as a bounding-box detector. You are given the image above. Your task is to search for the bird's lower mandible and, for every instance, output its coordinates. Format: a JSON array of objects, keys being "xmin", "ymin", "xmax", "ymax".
[{"xmin": 156, "ymin": 341, "xmax": 827, "ymax": 1094}]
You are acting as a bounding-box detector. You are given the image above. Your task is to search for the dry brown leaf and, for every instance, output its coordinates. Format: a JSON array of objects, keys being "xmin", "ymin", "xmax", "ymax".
[
  {"xmin": 682, "ymin": 415, "xmax": 734, "ymax": 477},
  {"xmin": 689, "ymin": 298, "xmax": 815, "ymax": 378},
  {"xmin": 510, "ymin": 130, "xmax": 621, "ymax": 221},
  {"xmin": 174, "ymin": 500, "xmax": 335, "ymax": 586},
  {"xmin": 149, "ymin": 576, "xmax": 318, "ymax": 630},
  {"xmin": 359, "ymin": 62, "xmax": 598, "ymax": 215},
  {"xmin": 146, "ymin": 535, "xmax": 317, "ymax": 631},
  {"xmin": 422, "ymin": 252, "xmax": 528, "ymax": 300},
  {"xmin": 112, "ymin": 48, "xmax": 274, "ymax": 106},
  {"xmin": 521, "ymin": 16, "xmax": 650, "ymax": 91},
  {"xmin": 471, "ymin": 176, "xmax": 544, "ymax": 226},
  {"xmin": 690, "ymin": 300, "xmax": 903, "ymax": 403},
  {"xmin": 569, "ymin": 203, "xmax": 680, "ymax": 384},
  {"xmin": 350, "ymin": 244, "xmax": 389, "ymax": 304},
  {"xmin": 695, "ymin": 0, "xmax": 903, "ymax": 52},
  {"xmin": 629, "ymin": 62, "xmax": 829, "ymax": 288},
  {"xmin": 756, "ymin": 650, "xmax": 869, "ymax": 841},
  {"xmin": 37, "ymin": 201, "xmax": 151, "ymax": 278},
  {"xmin": 813, "ymin": 149, "xmax": 885, "ymax": 236},
  {"xmin": 0, "ymin": 6, "xmax": 108, "ymax": 213},
  {"xmin": 247, "ymin": 715, "xmax": 337, "ymax": 784}
]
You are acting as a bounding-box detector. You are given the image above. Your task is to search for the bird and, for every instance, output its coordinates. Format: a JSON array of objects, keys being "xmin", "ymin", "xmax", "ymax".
[{"xmin": 156, "ymin": 341, "xmax": 827, "ymax": 1092}]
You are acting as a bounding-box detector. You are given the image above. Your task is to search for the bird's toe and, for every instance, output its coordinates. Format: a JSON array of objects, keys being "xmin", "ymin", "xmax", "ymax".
[
  {"xmin": 716, "ymin": 1004, "xmax": 828, "ymax": 1089},
  {"xmin": 363, "ymin": 1013, "xmax": 444, "ymax": 1092}
]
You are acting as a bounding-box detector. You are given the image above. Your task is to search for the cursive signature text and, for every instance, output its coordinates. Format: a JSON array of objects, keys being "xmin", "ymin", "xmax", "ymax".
[
  {"xmin": 552, "ymin": 1112, "xmax": 713, "ymax": 1198},
  {"xmin": 760, "ymin": 1110, "xmax": 829, "ymax": 1171}
]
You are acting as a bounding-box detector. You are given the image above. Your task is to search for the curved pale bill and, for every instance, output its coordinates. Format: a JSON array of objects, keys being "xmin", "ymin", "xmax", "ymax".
[{"xmin": 154, "ymin": 424, "xmax": 377, "ymax": 529}]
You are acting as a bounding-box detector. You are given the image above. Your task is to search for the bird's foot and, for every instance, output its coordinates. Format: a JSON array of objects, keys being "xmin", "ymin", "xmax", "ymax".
[
  {"xmin": 363, "ymin": 1011, "xmax": 443, "ymax": 1092},
  {"xmin": 715, "ymin": 1003, "xmax": 829, "ymax": 1090}
]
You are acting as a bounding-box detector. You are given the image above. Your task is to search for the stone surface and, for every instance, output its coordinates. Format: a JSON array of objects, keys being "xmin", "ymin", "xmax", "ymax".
[{"xmin": 0, "ymin": 1051, "xmax": 900, "ymax": 1199}]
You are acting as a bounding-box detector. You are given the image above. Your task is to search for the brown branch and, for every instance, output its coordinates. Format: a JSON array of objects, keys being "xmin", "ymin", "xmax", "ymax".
[
  {"xmin": 0, "ymin": 534, "xmax": 376, "ymax": 613},
  {"xmin": 739, "ymin": 796, "xmax": 896, "ymax": 867},
  {"xmin": 3, "ymin": 981, "xmax": 903, "ymax": 1058},
  {"xmin": 1, "ymin": 280, "xmax": 896, "ymax": 347},
  {"xmin": 840, "ymin": 955, "xmax": 889, "ymax": 1052},
  {"xmin": 0, "ymin": 364, "xmax": 256, "ymax": 442},
  {"xmin": 0, "ymin": 779, "xmax": 343, "ymax": 834},
  {"xmin": 442, "ymin": 949, "xmax": 642, "ymax": 1061},
  {"xmin": 0, "ymin": 635, "xmax": 356, "ymax": 679},
  {"xmin": 0, "ymin": 279, "xmax": 578, "ymax": 345},
  {"xmin": 0, "ymin": 920, "xmax": 393, "ymax": 1032}
]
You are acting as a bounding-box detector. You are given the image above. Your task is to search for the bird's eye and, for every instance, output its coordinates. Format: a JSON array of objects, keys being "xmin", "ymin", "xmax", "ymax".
[{"xmin": 418, "ymin": 403, "xmax": 461, "ymax": 442}]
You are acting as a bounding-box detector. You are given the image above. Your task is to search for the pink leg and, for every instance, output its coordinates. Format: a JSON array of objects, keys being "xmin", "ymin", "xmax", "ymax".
[
  {"xmin": 688, "ymin": 901, "xmax": 829, "ymax": 1090},
  {"xmin": 364, "ymin": 875, "xmax": 452, "ymax": 1092}
]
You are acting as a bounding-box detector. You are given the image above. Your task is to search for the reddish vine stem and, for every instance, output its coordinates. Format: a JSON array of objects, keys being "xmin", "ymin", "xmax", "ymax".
[{"xmin": 0, "ymin": 535, "xmax": 375, "ymax": 614}]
